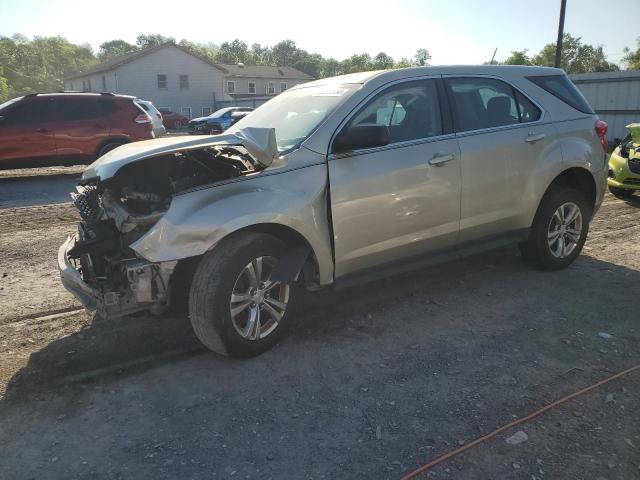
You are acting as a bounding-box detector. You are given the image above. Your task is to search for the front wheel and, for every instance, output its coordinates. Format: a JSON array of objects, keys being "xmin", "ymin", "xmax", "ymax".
[
  {"xmin": 609, "ymin": 186, "xmax": 635, "ymax": 200},
  {"xmin": 519, "ymin": 186, "xmax": 591, "ymax": 270},
  {"xmin": 189, "ymin": 233, "xmax": 295, "ymax": 357}
]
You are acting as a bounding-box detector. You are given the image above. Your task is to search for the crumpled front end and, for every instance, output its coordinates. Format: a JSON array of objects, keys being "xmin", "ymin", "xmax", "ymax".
[{"xmin": 59, "ymin": 128, "xmax": 278, "ymax": 319}]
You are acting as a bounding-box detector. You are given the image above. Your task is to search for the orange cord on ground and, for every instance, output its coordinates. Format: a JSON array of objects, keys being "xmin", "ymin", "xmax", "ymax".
[{"xmin": 400, "ymin": 364, "xmax": 640, "ymax": 480}]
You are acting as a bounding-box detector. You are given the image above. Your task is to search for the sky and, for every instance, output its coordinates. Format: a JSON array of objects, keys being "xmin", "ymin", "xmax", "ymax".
[{"xmin": 1, "ymin": 0, "xmax": 639, "ymax": 65}]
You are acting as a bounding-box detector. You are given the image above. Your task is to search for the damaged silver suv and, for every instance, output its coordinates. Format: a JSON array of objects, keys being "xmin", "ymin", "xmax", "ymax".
[{"xmin": 59, "ymin": 66, "xmax": 607, "ymax": 357}]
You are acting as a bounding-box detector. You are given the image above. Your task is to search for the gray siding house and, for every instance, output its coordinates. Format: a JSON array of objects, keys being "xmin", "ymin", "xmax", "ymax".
[{"xmin": 65, "ymin": 43, "xmax": 313, "ymax": 119}]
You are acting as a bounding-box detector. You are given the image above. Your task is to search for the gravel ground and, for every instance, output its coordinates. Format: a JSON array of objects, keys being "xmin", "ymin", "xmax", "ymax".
[{"xmin": 0, "ymin": 191, "xmax": 639, "ymax": 479}]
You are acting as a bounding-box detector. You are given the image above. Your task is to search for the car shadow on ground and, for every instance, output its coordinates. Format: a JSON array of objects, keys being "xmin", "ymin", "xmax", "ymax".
[{"xmin": 4, "ymin": 246, "xmax": 640, "ymax": 402}]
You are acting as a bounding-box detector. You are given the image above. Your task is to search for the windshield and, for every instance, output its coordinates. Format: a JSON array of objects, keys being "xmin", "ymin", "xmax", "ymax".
[
  {"xmin": 227, "ymin": 84, "xmax": 360, "ymax": 152},
  {"xmin": 0, "ymin": 96, "xmax": 23, "ymax": 111}
]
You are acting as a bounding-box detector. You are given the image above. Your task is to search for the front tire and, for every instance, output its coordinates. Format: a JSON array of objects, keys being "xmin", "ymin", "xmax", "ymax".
[
  {"xmin": 189, "ymin": 233, "xmax": 295, "ymax": 357},
  {"xmin": 519, "ymin": 186, "xmax": 591, "ymax": 270},
  {"xmin": 609, "ymin": 186, "xmax": 635, "ymax": 200}
]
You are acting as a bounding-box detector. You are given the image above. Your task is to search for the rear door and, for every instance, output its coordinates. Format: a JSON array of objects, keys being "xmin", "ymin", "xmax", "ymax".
[
  {"xmin": 444, "ymin": 76, "xmax": 553, "ymax": 243},
  {"xmin": 0, "ymin": 97, "xmax": 56, "ymax": 166},
  {"xmin": 328, "ymin": 78, "xmax": 461, "ymax": 278},
  {"xmin": 52, "ymin": 97, "xmax": 112, "ymax": 159}
]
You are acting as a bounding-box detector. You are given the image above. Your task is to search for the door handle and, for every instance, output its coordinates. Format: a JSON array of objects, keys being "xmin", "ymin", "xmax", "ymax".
[
  {"xmin": 429, "ymin": 153, "xmax": 455, "ymax": 166},
  {"xmin": 36, "ymin": 128, "xmax": 51, "ymax": 133},
  {"xmin": 525, "ymin": 132, "xmax": 546, "ymax": 143}
]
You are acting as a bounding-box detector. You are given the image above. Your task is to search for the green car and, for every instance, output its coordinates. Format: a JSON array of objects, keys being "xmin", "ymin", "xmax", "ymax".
[{"xmin": 608, "ymin": 123, "xmax": 640, "ymax": 199}]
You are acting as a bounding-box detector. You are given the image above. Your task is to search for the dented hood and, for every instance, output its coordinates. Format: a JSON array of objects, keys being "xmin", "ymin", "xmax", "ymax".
[{"xmin": 82, "ymin": 127, "xmax": 278, "ymax": 182}]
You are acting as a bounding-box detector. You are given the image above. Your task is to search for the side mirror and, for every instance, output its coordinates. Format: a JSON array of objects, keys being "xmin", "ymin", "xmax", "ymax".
[{"xmin": 333, "ymin": 124, "xmax": 390, "ymax": 154}]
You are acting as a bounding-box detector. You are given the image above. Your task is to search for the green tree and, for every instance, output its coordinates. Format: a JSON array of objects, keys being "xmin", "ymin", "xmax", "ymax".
[
  {"xmin": 622, "ymin": 37, "xmax": 640, "ymax": 70},
  {"xmin": 98, "ymin": 39, "xmax": 137, "ymax": 61},
  {"xmin": 414, "ymin": 48, "xmax": 431, "ymax": 66},
  {"xmin": 342, "ymin": 53, "xmax": 373, "ymax": 73},
  {"xmin": 0, "ymin": 75, "xmax": 8, "ymax": 103},
  {"xmin": 136, "ymin": 34, "xmax": 174, "ymax": 49},
  {"xmin": 321, "ymin": 58, "xmax": 342, "ymax": 77},
  {"xmin": 394, "ymin": 57, "xmax": 412, "ymax": 68},
  {"xmin": 215, "ymin": 39, "xmax": 250, "ymax": 64},
  {"xmin": 532, "ymin": 33, "xmax": 618, "ymax": 73},
  {"xmin": 503, "ymin": 49, "xmax": 532, "ymax": 66},
  {"xmin": 372, "ymin": 52, "xmax": 394, "ymax": 70}
]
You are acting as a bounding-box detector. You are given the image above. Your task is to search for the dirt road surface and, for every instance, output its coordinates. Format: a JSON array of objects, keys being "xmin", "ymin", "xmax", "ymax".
[{"xmin": 0, "ymin": 191, "xmax": 639, "ymax": 479}]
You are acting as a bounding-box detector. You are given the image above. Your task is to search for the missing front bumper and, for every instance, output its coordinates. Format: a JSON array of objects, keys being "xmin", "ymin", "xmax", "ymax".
[{"xmin": 58, "ymin": 235, "xmax": 177, "ymax": 319}]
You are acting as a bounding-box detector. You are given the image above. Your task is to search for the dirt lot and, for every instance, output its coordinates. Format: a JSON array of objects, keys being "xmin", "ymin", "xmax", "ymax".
[{"xmin": 0, "ymin": 179, "xmax": 639, "ymax": 479}]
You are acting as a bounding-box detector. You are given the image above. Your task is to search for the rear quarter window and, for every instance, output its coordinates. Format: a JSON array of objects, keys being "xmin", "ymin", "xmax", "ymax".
[{"xmin": 526, "ymin": 75, "xmax": 594, "ymax": 114}]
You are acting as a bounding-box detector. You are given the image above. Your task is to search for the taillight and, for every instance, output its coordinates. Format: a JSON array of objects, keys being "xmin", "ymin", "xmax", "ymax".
[
  {"xmin": 595, "ymin": 120, "xmax": 608, "ymax": 153},
  {"xmin": 134, "ymin": 113, "xmax": 152, "ymax": 124}
]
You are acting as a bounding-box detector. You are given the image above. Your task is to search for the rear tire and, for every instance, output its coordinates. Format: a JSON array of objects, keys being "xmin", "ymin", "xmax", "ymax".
[
  {"xmin": 189, "ymin": 233, "xmax": 296, "ymax": 357},
  {"xmin": 97, "ymin": 141, "xmax": 125, "ymax": 158},
  {"xmin": 519, "ymin": 186, "xmax": 591, "ymax": 270},
  {"xmin": 609, "ymin": 186, "xmax": 635, "ymax": 200}
]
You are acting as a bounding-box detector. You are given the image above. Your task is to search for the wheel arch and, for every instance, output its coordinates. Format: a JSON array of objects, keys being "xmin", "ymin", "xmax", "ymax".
[
  {"xmin": 95, "ymin": 137, "xmax": 130, "ymax": 157},
  {"xmin": 546, "ymin": 167, "xmax": 597, "ymax": 211}
]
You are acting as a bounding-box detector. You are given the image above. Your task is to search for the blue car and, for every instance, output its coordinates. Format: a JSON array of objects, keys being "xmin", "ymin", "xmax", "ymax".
[{"xmin": 188, "ymin": 107, "xmax": 254, "ymax": 135}]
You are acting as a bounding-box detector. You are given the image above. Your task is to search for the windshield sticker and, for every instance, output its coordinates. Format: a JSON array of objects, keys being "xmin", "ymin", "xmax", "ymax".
[{"xmin": 312, "ymin": 87, "xmax": 349, "ymax": 97}]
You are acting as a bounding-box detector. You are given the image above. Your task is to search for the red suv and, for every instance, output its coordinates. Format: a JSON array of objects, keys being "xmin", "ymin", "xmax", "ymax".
[{"xmin": 0, "ymin": 92, "xmax": 154, "ymax": 169}]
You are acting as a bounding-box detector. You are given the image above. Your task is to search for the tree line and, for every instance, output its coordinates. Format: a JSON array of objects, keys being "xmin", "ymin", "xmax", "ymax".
[{"xmin": 1, "ymin": 32, "xmax": 638, "ymax": 103}]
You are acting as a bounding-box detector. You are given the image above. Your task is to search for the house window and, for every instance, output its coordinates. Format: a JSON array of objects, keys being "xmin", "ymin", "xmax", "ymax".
[
  {"xmin": 101, "ymin": 75, "xmax": 107, "ymax": 91},
  {"xmin": 248, "ymin": 81, "xmax": 256, "ymax": 94},
  {"xmin": 87, "ymin": 79, "xmax": 92, "ymax": 92},
  {"xmin": 157, "ymin": 74, "xmax": 167, "ymax": 89},
  {"xmin": 180, "ymin": 75, "xmax": 189, "ymax": 90},
  {"xmin": 280, "ymin": 82, "xmax": 287, "ymax": 92},
  {"xmin": 202, "ymin": 107, "xmax": 211, "ymax": 116},
  {"xmin": 181, "ymin": 107, "xmax": 192, "ymax": 119},
  {"xmin": 227, "ymin": 81, "xmax": 235, "ymax": 93},
  {"xmin": 267, "ymin": 82, "xmax": 275, "ymax": 94}
]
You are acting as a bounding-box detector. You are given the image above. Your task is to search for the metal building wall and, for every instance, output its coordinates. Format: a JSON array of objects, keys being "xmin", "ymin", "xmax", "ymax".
[{"xmin": 570, "ymin": 71, "xmax": 640, "ymax": 142}]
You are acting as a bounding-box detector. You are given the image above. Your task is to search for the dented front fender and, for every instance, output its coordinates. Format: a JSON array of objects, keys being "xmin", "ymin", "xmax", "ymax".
[{"xmin": 130, "ymin": 160, "xmax": 334, "ymax": 285}]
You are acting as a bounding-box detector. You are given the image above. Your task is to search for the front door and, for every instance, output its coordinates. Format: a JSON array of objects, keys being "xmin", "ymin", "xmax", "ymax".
[
  {"xmin": 328, "ymin": 79, "xmax": 461, "ymax": 279},
  {"xmin": 0, "ymin": 97, "xmax": 56, "ymax": 167}
]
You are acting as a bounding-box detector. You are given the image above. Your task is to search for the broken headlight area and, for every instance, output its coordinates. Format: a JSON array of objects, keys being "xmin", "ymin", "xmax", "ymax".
[{"xmin": 65, "ymin": 145, "xmax": 264, "ymax": 318}]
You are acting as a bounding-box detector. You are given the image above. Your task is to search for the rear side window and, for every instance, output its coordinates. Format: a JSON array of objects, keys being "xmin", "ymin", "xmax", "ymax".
[
  {"xmin": 526, "ymin": 75, "xmax": 594, "ymax": 114},
  {"xmin": 346, "ymin": 79, "xmax": 443, "ymax": 145},
  {"xmin": 98, "ymin": 100, "xmax": 117, "ymax": 116},
  {"xmin": 57, "ymin": 98, "xmax": 102, "ymax": 121}
]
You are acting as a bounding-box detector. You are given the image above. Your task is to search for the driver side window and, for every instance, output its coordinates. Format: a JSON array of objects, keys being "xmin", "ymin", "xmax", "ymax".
[{"xmin": 346, "ymin": 79, "xmax": 442, "ymax": 145}]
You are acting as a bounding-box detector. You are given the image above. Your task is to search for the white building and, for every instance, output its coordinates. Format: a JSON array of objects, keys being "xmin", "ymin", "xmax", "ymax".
[{"xmin": 65, "ymin": 43, "xmax": 313, "ymax": 119}]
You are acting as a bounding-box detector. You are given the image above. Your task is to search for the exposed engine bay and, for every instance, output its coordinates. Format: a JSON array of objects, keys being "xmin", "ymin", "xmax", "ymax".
[{"xmin": 65, "ymin": 144, "xmax": 264, "ymax": 318}]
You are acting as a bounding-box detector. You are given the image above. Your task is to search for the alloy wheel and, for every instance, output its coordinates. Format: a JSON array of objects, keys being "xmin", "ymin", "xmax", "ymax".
[
  {"xmin": 547, "ymin": 202, "xmax": 583, "ymax": 258},
  {"xmin": 229, "ymin": 256, "xmax": 290, "ymax": 340}
]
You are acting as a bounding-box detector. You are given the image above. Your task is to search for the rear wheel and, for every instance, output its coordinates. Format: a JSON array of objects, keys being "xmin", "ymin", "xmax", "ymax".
[
  {"xmin": 609, "ymin": 186, "xmax": 635, "ymax": 200},
  {"xmin": 97, "ymin": 141, "xmax": 125, "ymax": 158},
  {"xmin": 189, "ymin": 233, "xmax": 296, "ymax": 357},
  {"xmin": 519, "ymin": 186, "xmax": 591, "ymax": 270}
]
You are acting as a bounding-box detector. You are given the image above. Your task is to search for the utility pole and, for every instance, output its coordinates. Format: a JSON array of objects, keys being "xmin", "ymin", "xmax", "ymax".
[
  {"xmin": 554, "ymin": 0, "xmax": 567, "ymax": 68},
  {"xmin": 490, "ymin": 48, "xmax": 498, "ymax": 65}
]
